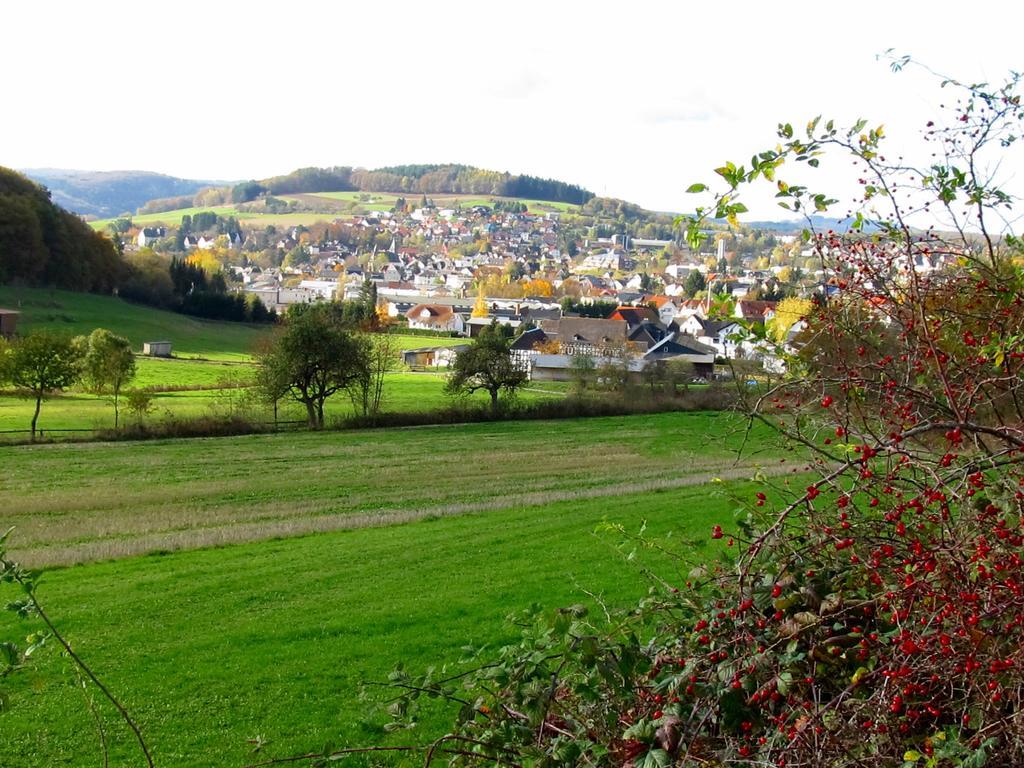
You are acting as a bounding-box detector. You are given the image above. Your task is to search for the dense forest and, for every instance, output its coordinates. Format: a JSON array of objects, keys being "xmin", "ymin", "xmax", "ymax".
[
  {"xmin": 350, "ymin": 164, "xmax": 594, "ymax": 204},
  {"xmin": 0, "ymin": 167, "xmax": 125, "ymax": 291}
]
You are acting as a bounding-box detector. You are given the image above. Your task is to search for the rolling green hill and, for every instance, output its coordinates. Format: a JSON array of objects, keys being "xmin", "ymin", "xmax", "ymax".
[
  {"xmin": 0, "ymin": 286, "xmax": 269, "ymax": 360},
  {"xmin": 88, "ymin": 193, "xmax": 580, "ymax": 231}
]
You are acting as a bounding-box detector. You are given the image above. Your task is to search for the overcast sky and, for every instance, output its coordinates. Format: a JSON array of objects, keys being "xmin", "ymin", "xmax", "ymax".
[{"xmin": 3, "ymin": 0, "xmax": 1022, "ymax": 217}]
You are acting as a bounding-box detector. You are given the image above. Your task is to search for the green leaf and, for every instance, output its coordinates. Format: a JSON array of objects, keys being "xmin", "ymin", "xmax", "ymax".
[
  {"xmin": 686, "ymin": 183, "xmax": 707, "ymax": 193},
  {"xmin": 637, "ymin": 749, "xmax": 671, "ymax": 768},
  {"xmin": 777, "ymin": 671, "xmax": 793, "ymax": 695}
]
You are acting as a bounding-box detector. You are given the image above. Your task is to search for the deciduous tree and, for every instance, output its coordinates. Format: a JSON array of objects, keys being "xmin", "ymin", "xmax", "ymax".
[
  {"xmin": 7, "ymin": 331, "xmax": 82, "ymax": 440},
  {"xmin": 445, "ymin": 324, "xmax": 527, "ymax": 414},
  {"xmin": 258, "ymin": 304, "xmax": 368, "ymax": 428},
  {"xmin": 79, "ymin": 328, "xmax": 136, "ymax": 428},
  {"xmin": 347, "ymin": 333, "xmax": 397, "ymax": 421}
]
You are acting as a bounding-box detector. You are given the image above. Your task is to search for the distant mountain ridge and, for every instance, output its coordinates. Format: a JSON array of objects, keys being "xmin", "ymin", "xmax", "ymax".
[{"xmin": 20, "ymin": 169, "xmax": 216, "ymax": 219}]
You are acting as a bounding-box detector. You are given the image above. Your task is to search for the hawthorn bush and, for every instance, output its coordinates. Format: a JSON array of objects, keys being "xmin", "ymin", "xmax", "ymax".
[{"xmin": 350, "ymin": 64, "xmax": 1024, "ymax": 768}]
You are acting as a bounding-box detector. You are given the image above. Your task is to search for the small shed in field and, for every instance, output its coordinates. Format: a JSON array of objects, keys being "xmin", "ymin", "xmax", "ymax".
[
  {"xmin": 401, "ymin": 345, "xmax": 469, "ymax": 370},
  {"xmin": 0, "ymin": 309, "xmax": 19, "ymax": 338},
  {"xmin": 143, "ymin": 341, "xmax": 172, "ymax": 357}
]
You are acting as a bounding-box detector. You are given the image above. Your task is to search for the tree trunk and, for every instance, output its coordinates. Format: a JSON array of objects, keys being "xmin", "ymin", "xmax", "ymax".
[
  {"xmin": 489, "ymin": 388, "xmax": 500, "ymax": 415},
  {"xmin": 316, "ymin": 401, "xmax": 325, "ymax": 430},
  {"xmin": 31, "ymin": 392, "xmax": 42, "ymax": 441},
  {"xmin": 113, "ymin": 388, "xmax": 120, "ymax": 429},
  {"xmin": 305, "ymin": 400, "xmax": 318, "ymax": 429}
]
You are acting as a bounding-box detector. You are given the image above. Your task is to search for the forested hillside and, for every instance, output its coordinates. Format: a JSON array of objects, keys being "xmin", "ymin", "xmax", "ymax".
[
  {"xmin": 128, "ymin": 164, "xmax": 595, "ymax": 213},
  {"xmin": 0, "ymin": 167, "xmax": 124, "ymax": 291}
]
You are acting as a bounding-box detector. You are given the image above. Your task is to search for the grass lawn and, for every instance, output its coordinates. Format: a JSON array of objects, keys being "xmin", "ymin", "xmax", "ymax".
[
  {"xmin": 0, "ymin": 286, "xmax": 270, "ymax": 361},
  {"xmin": 0, "ymin": 372, "xmax": 565, "ymax": 438},
  {"xmin": 382, "ymin": 334, "xmax": 465, "ymax": 352},
  {"xmin": 90, "ymin": 207, "xmax": 341, "ymax": 230},
  {"xmin": 308, "ymin": 191, "xmax": 401, "ymax": 205},
  {"xmin": 131, "ymin": 357, "xmax": 256, "ymax": 389},
  {"xmin": 0, "ymin": 410, "xmax": 780, "ymax": 767},
  {"xmin": 1, "ymin": 288, "xmax": 483, "ymax": 366},
  {"xmin": 0, "ymin": 483, "xmax": 745, "ymax": 768},
  {"xmin": 89, "ymin": 205, "xmax": 245, "ymax": 229},
  {"xmin": 0, "ymin": 411, "xmax": 775, "ymax": 566}
]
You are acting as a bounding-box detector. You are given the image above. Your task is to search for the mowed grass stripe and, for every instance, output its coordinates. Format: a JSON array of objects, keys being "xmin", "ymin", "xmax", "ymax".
[
  {"xmin": 15, "ymin": 463, "xmax": 773, "ymax": 566},
  {"xmin": 0, "ymin": 480, "xmax": 740, "ymax": 768},
  {"xmin": 1, "ymin": 413, "xmax": 769, "ymax": 565},
  {"xmin": 0, "ymin": 415, "xmax": 770, "ymax": 565}
]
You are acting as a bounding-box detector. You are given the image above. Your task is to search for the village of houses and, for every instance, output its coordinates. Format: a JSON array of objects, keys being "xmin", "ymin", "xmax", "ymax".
[{"xmin": 131, "ymin": 200, "xmax": 946, "ymax": 380}]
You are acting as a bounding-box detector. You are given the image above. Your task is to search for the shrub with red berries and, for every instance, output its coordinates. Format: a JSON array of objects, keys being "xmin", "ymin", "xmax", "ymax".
[{"xmin": 368, "ymin": 62, "xmax": 1024, "ymax": 768}]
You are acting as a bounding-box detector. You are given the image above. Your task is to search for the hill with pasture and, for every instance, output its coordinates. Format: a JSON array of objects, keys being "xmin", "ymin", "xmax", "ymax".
[
  {"xmin": 0, "ymin": 285, "xmax": 268, "ymax": 361},
  {"xmin": 41, "ymin": 163, "xmax": 594, "ymax": 222}
]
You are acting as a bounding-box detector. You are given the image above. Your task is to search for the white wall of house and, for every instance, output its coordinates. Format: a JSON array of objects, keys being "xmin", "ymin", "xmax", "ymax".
[
  {"xmin": 677, "ymin": 315, "xmax": 705, "ymax": 336},
  {"xmin": 407, "ymin": 311, "xmax": 465, "ymax": 333},
  {"xmin": 657, "ymin": 303, "xmax": 678, "ymax": 326}
]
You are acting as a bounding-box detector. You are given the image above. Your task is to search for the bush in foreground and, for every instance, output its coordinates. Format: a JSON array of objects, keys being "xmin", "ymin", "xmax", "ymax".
[{"xmin": 341, "ymin": 63, "xmax": 1024, "ymax": 768}]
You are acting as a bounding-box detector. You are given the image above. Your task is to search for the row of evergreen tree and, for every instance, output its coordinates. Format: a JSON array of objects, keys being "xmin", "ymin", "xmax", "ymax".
[{"xmin": 168, "ymin": 257, "xmax": 276, "ymax": 322}]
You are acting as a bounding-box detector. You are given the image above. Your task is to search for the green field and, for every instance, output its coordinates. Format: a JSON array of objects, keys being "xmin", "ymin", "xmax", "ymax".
[
  {"xmin": 87, "ymin": 192, "xmax": 581, "ymax": 231},
  {"xmin": 0, "ymin": 411, "xmax": 776, "ymax": 766},
  {"xmin": 131, "ymin": 357, "xmax": 256, "ymax": 388},
  {"xmin": 0, "ymin": 372, "xmax": 566, "ymax": 437},
  {"xmin": 308, "ymin": 191, "xmax": 580, "ymax": 214},
  {"xmin": 1, "ymin": 411, "xmax": 759, "ymax": 566},
  {"xmin": 89, "ymin": 206, "xmax": 339, "ymax": 231},
  {"xmin": 0, "ymin": 288, "xmax": 492, "ymax": 438},
  {"xmin": 0, "ymin": 290, "xmax": 744, "ymax": 765},
  {"xmin": 0, "ymin": 287, "xmax": 269, "ymax": 361},
  {"xmin": 3, "ymin": 288, "xmax": 468, "ymax": 359}
]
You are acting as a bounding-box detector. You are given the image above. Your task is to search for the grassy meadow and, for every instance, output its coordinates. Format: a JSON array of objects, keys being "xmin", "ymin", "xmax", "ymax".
[
  {"xmin": 87, "ymin": 192, "xmax": 581, "ymax": 230},
  {"xmin": 0, "ymin": 287, "xmax": 465, "ymax": 360},
  {"xmin": 89, "ymin": 206, "xmax": 338, "ymax": 231},
  {"xmin": 0, "ymin": 286, "xmax": 780, "ymax": 766},
  {"xmin": 306, "ymin": 192, "xmax": 581, "ymax": 214},
  {"xmin": 0, "ymin": 286, "xmax": 269, "ymax": 361},
  {"xmin": 0, "ymin": 287, "xmax": 494, "ymax": 438},
  {"xmin": 0, "ymin": 483, "xmax": 747, "ymax": 768},
  {"xmin": 0, "ymin": 412, "xmax": 787, "ymax": 767},
  {"xmin": 0, "ymin": 371, "xmax": 565, "ymax": 436},
  {"xmin": 1, "ymin": 411, "xmax": 771, "ymax": 567}
]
